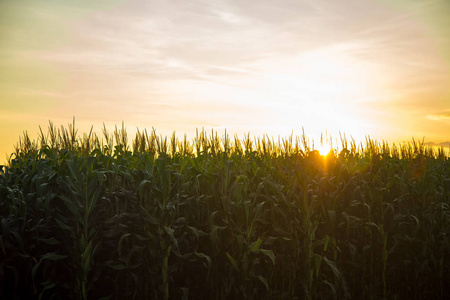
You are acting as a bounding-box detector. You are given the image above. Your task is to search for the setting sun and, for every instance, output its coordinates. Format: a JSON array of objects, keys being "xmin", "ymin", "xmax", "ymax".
[
  {"xmin": 261, "ymin": 46, "xmax": 377, "ymax": 142},
  {"xmin": 316, "ymin": 142, "xmax": 333, "ymax": 156}
]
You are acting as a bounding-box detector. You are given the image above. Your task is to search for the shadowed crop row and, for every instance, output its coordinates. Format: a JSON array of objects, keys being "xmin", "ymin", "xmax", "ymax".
[{"xmin": 1, "ymin": 121, "xmax": 449, "ymax": 299}]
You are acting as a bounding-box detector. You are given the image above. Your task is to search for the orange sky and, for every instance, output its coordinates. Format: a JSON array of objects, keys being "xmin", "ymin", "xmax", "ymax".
[{"xmin": 1, "ymin": 0, "xmax": 449, "ymax": 163}]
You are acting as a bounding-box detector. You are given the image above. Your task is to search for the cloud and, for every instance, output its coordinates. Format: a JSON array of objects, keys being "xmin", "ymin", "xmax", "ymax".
[
  {"xmin": 427, "ymin": 113, "xmax": 450, "ymax": 121},
  {"xmin": 28, "ymin": 0, "xmax": 447, "ymax": 87}
]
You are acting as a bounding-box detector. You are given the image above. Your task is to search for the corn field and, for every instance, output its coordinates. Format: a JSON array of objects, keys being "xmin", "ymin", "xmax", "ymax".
[{"xmin": 1, "ymin": 121, "xmax": 449, "ymax": 299}]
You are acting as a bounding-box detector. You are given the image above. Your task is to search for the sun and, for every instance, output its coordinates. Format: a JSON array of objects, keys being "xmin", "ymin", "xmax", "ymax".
[
  {"xmin": 260, "ymin": 44, "xmax": 377, "ymax": 141},
  {"xmin": 316, "ymin": 143, "xmax": 332, "ymax": 156}
]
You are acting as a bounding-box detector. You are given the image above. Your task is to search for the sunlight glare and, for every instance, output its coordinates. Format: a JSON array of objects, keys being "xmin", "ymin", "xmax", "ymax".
[
  {"xmin": 316, "ymin": 143, "xmax": 333, "ymax": 156},
  {"xmin": 261, "ymin": 45, "xmax": 378, "ymax": 142}
]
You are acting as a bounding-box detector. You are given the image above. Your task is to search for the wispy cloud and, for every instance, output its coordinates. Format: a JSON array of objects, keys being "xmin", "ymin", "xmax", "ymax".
[{"xmin": 427, "ymin": 113, "xmax": 450, "ymax": 121}]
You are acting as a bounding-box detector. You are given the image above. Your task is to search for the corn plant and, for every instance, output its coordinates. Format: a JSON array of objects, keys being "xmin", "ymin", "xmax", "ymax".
[{"xmin": 1, "ymin": 121, "xmax": 449, "ymax": 299}]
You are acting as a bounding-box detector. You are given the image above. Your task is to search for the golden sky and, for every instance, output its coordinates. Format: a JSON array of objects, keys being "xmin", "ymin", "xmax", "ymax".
[{"xmin": 1, "ymin": 0, "xmax": 449, "ymax": 162}]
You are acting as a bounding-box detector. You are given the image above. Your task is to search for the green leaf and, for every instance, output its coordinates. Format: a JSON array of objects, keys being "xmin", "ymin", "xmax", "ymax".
[
  {"xmin": 248, "ymin": 237, "xmax": 263, "ymax": 252},
  {"xmin": 138, "ymin": 205, "xmax": 159, "ymax": 225},
  {"xmin": 118, "ymin": 233, "xmax": 131, "ymax": 258},
  {"xmin": 322, "ymin": 256, "xmax": 341, "ymax": 282},
  {"xmin": 38, "ymin": 282, "xmax": 57, "ymax": 300},
  {"xmin": 88, "ymin": 180, "xmax": 103, "ymax": 214},
  {"xmin": 322, "ymin": 279, "xmax": 337, "ymax": 296},
  {"xmin": 226, "ymin": 252, "xmax": 240, "ymax": 272},
  {"xmin": 164, "ymin": 226, "xmax": 179, "ymax": 250},
  {"xmin": 82, "ymin": 239, "xmax": 93, "ymax": 271},
  {"xmin": 188, "ymin": 226, "xmax": 208, "ymax": 241},
  {"xmin": 254, "ymin": 249, "xmax": 276, "ymax": 266},
  {"xmin": 194, "ymin": 252, "xmax": 212, "ymax": 278},
  {"xmin": 55, "ymin": 218, "xmax": 73, "ymax": 231},
  {"xmin": 138, "ymin": 179, "xmax": 151, "ymax": 199},
  {"xmin": 256, "ymin": 274, "xmax": 269, "ymax": 291},
  {"xmin": 323, "ymin": 235, "xmax": 330, "ymax": 251},
  {"xmin": 32, "ymin": 253, "xmax": 68, "ymax": 279},
  {"xmin": 59, "ymin": 194, "xmax": 82, "ymax": 217}
]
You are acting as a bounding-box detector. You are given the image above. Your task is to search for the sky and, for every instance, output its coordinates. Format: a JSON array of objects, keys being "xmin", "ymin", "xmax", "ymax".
[{"xmin": 1, "ymin": 0, "xmax": 449, "ymax": 162}]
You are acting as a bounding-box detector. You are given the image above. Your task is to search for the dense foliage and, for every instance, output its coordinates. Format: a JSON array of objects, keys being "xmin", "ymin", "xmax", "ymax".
[{"xmin": 1, "ymin": 122, "xmax": 449, "ymax": 299}]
